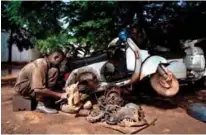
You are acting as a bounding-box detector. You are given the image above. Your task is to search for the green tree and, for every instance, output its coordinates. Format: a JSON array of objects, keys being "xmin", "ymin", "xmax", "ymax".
[
  {"xmin": 64, "ymin": 1, "xmax": 118, "ymax": 50},
  {"xmin": 3, "ymin": 1, "xmax": 206, "ymax": 56},
  {"xmin": 4, "ymin": 1, "xmax": 119, "ymax": 53},
  {"xmin": 2, "ymin": 1, "xmax": 34, "ymax": 63}
]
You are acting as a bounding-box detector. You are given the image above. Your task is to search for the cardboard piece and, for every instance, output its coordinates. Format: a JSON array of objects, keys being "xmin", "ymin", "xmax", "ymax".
[{"xmin": 98, "ymin": 117, "xmax": 157, "ymax": 134}]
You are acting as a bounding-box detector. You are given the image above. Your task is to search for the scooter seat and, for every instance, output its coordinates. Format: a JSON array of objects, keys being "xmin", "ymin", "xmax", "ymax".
[
  {"xmin": 71, "ymin": 53, "xmax": 108, "ymax": 69},
  {"xmin": 106, "ymin": 71, "xmax": 133, "ymax": 82},
  {"xmin": 151, "ymin": 51, "xmax": 184, "ymax": 59}
]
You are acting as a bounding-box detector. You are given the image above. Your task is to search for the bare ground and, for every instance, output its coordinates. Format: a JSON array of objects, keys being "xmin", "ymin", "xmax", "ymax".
[{"xmin": 1, "ymin": 84, "xmax": 206, "ymax": 134}]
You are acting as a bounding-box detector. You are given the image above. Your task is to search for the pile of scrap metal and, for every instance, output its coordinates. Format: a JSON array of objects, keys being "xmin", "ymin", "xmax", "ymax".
[
  {"xmin": 59, "ymin": 82, "xmax": 155, "ymax": 128},
  {"xmin": 86, "ymin": 102, "xmax": 149, "ymax": 127}
]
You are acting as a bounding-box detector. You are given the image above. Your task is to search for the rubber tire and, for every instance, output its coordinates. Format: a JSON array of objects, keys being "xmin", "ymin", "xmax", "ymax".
[{"xmin": 187, "ymin": 103, "xmax": 206, "ymax": 123}]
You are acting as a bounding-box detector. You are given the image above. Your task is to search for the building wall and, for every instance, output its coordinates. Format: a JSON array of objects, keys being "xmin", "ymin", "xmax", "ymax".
[
  {"xmin": 1, "ymin": 31, "xmax": 40, "ymax": 62},
  {"xmin": 1, "ymin": 32, "xmax": 9, "ymax": 62}
]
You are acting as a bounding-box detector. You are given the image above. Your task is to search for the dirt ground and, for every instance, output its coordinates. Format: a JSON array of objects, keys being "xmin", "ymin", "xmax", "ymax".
[{"xmin": 1, "ymin": 84, "xmax": 206, "ymax": 134}]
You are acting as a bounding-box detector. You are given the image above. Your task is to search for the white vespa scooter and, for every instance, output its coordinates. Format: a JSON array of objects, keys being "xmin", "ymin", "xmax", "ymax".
[
  {"xmin": 65, "ymin": 30, "xmax": 191, "ymax": 98},
  {"xmin": 106, "ymin": 37, "xmax": 206, "ymax": 96}
]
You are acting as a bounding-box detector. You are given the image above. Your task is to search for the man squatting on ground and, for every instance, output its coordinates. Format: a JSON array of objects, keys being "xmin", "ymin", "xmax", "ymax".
[{"xmin": 14, "ymin": 50, "xmax": 68, "ymax": 114}]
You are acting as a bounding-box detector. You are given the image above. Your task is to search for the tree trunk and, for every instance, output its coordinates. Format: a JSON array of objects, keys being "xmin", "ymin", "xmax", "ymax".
[
  {"xmin": 8, "ymin": 30, "xmax": 13, "ymax": 63},
  {"xmin": 8, "ymin": 43, "xmax": 12, "ymax": 63}
]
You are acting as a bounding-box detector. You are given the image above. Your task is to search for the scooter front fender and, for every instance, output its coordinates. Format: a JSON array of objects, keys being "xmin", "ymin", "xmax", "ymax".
[{"xmin": 140, "ymin": 56, "xmax": 167, "ymax": 80}]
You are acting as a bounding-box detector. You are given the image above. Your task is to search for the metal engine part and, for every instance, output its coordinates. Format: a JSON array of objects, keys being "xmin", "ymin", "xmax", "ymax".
[
  {"xmin": 116, "ymin": 103, "xmax": 139, "ymax": 122},
  {"xmin": 87, "ymin": 86, "xmax": 123, "ymax": 124},
  {"xmin": 102, "ymin": 86, "xmax": 124, "ymax": 106},
  {"xmin": 184, "ymin": 47, "xmax": 205, "ymax": 72},
  {"xmin": 86, "ymin": 101, "xmax": 148, "ymax": 127},
  {"xmin": 105, "ymin": 114, "xmax": 118, "ymax": 125},
  {"xmin": 86, "ymin": 86, "xmax": 147, "ymax": 126},
  {"xmin": 115, "ymin": 103, "xmax": 148, "ymax": 127},
  {"xmin": 150, "ymin": 71, "xmax": 179, "ymax": 97},
  {"xmin": 86, "ymin": 106, "xmax": 105, "ymax": 123}
]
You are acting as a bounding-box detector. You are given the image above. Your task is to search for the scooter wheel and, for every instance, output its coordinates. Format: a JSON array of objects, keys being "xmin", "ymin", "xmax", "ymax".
[{"xmin": 150, "ymin": 72, "xmax": 179, "ymax": 97}]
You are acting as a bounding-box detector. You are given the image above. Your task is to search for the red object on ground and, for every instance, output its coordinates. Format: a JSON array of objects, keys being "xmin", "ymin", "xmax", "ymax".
[{"xmin": 64, "ymin": 72, "xmax": 70, "ymax": 81}]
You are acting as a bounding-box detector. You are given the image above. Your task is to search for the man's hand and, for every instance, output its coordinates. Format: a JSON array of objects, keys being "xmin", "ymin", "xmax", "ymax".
[
  {"xmin": 62, "ymin": 87, "xmax": 66, "ymax": 92},
  {"xmin": 60, "ymin": 93, "xmax": 68, "ymax": 99},
  {"xmin": 55, "ymin": 93, "xmax": 68, "ymax": 104}
]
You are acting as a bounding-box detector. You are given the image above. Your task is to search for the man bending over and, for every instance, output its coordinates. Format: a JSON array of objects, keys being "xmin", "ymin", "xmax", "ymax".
[{"xmin": 14, "ymin": 50, "xmax": 67, "ymax": 114}]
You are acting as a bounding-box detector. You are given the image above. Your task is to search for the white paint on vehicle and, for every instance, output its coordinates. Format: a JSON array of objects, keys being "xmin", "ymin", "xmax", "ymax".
[
  {"xmin": 126, "ymin": 46, "xmax": 136, "ymax": 71},
  {"xmin": 167, "ymin": 61, "xmax": 187, "ymax": 79},
  {"xmin": 141, "ymin": 56, "xmax": 167, "ymax": 78}
]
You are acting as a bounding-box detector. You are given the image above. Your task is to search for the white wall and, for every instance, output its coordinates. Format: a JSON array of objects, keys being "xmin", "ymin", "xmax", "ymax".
[
  {"xmin": 1, "ymin": 32, "xmax": 9, "ymax": 62},
  {"xmin": 1, "ymin": 31, "xmax": 40, "ymax": 62}
]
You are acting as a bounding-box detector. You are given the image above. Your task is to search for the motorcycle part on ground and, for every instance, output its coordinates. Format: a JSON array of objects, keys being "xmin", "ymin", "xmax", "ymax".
[
  {"xmin": 75, "ymin": 109, "xmax": 90, "ymax": 117},
  {"xmin": 106, "ymin": 103, "xmax": 148, "ymax": 127},
  {"xmin": 124, "ymin": 103, "xmax": 139, "ymax": 110},
  {"xmin": 118, "ymin": 118, "xmax": 145, "ymax": 127},
  {"xmin": 60, "ymin": 103, "xmax": 81, "ymax": 114},
  {"xmin": 187, "ymin": 103, "xmax": 206, "ymax": 123},
  {"xmin": 60, "ymin": 82, "xmax": 92, "ymax": 114},
  {"xmin": 106, "ymin": 92, "xmax": 123, "ymax": 106},
  {"xmin": 87, "ymin": 85, "xmax": 148, "ymax": 126},
  {"xmin": 98, "ymin": 94, "xmax": 124, "ymax": 107},
  {"xmin": 105, "ymin": 114, "xmax": 118, "ymax": 125},
  {"xmin": 86, "ymin": 104, "xmax": 120, "ymax": 124},
  {"xmin": 104, "ymin": 86, "xmax": 124, "ymax": 106},
  {"xmin": 125, "ymin": 103, "xmax": 146, "ymax": 123},
  {"xmin": 150, "ymin": 71, "xmax": 179, "ymax": 97},
  {"xmin": 86, "ymin": 102, "xmax": 149, "ymax": 127},
  {"xmin": 115, "ymin": 103, "xmax": 148, "ymax": 127},
  {"xmin": 86, "ymin": 106, "xmax": 105, "ymax": 123},
  {"xmin": 83, "ymin": 100, "xmax": 92, "ymax": 109},
  {"xmin": 98, "ymin": 95, "xmax": 107, "ymax": 106}
]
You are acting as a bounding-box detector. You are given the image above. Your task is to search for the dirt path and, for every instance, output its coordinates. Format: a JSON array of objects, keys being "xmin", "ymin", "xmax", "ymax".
[{"xmin": 1, "ymin": 85, "xmax": 206, "ymax": 134}]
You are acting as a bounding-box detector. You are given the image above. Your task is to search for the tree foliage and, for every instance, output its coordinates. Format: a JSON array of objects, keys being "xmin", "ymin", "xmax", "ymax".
[
  {"xmin": 64, "ymin": 1, "xmax": 118, "ymax": 50},
  {"xmin": 2, "ymin": 1, "xmax": 34, "ymax": 62},
  {"xmin": 2, "ymin": 1, "xmax": 33, "ymax": 52},
  {"xmin": 2, "ymin": 1, "xmax": 206, "ymax": 54},
  {"xmin": 37, "ymin": 32, "xmax": 76, "ymax": 53}
]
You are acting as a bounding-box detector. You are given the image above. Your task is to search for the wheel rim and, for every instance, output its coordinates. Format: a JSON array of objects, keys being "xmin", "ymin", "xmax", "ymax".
[{"xmin": 150, "ymin": 72, "xmax": 179, "ymax": 97}]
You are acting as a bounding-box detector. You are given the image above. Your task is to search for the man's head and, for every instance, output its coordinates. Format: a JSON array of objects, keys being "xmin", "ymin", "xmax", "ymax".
[{"xmin": 47, "ymin": 50, "xmax": 65, "ymax": 67}]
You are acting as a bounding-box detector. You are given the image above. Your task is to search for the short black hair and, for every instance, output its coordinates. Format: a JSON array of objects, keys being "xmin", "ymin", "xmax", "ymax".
[{"xmin": 49, "ymin": 49, "xmax": 65, "ymax": 57}]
